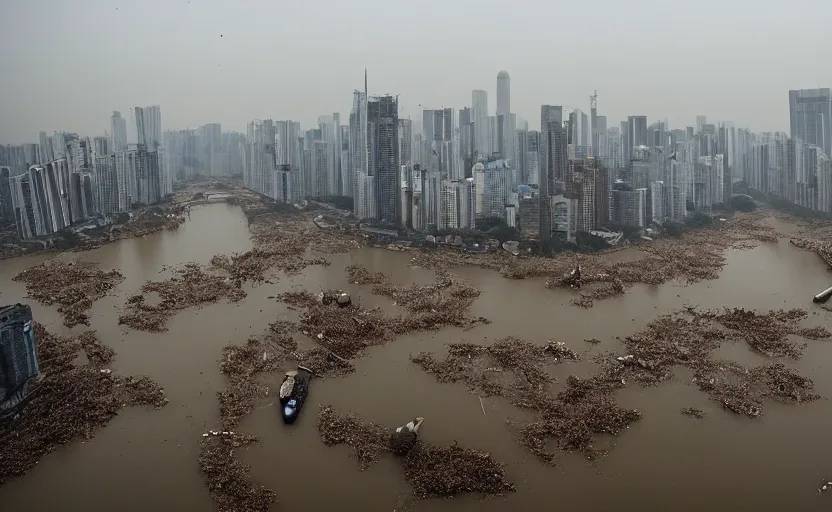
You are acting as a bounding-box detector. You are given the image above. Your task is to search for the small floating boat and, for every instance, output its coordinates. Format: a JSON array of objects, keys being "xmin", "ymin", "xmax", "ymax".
[
  {"xmin": 390, "ymin": 417, "xmax": 424, "ymax": 455},
  {"xmin": 279, "ymin": 365, "xmax": 312, "ymax": 424},
  {"xmin": 813, "ymin": 286, "xmax": 832, "ymax": 304}
]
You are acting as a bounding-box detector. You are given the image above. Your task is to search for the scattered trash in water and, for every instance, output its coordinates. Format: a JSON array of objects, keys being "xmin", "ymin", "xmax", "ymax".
[
  {"xmin": 0, "ymin": 325, "xmax": 167, "ymax": 485},
  {"xmin": 317, "ymin": 406, "xmax": 514, "ymax": 499},
  {"xmin": 681, "ymin": 407, "xmax": 706, "ymax": 419},
  {"xmin": 13, "ymin": 260, "xmax": 124, "ymax": 327}
]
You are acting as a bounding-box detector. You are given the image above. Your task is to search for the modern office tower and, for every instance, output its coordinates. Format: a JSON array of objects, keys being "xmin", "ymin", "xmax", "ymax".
[
  {"xmin": 696, "ymin": 115, "xmax": 707, "ymax": 134},
  {"xmin": 110, "ymin": 111, "xmax": 128, "ymax": 153},
  {"xmin": 422, "ymin": 110, "xmax": 435, "ymax": 142},
  {"xmin": 350, "ymin": 89, "xmax": 370, "ymax": 218},
  {"xmin": 518, "ymin": 187, "xmax": 540, "ymax": 238},
  {"xmin": 93, "ymin": 136, "xmax": 110, "ymax": 156},
  {"xmin": 551, "ymin": 194, "xmax": 576, "ymax": 242},
  {"xmin": 694, "ymin": 155, "xmax": 723, "ymax": 210},
  {"xmin": 611, "ymin": 188, "xmax": 648, "ymax": 227},
  {"xmin": 115, "ymin": 148, "xmax": 139, "ymax": 210},
  {"xmin": 0, "ymin": 304, "xmax": 41, "ymax": 417},
  {"xmin": 626, "ymin": 116, "xmax": 648, "ymax": 164},
  {"xmin": 471, "ymin": 159, "xmax": 485, "ymax": 219},
  {"xmin": 473, "ymin": 115, "xmax": 494, "ymax": 160},
  {"xmin": 246, "ymin": 119, "xmax": 276, "ymax": 198},
  {"xmin": 539, "ymin": 105, "xmax": 564, "ymax": 242},
  {"xmin": 789, "ymin": 88, "xmax": 832, "ymax": 157},
  {"xmin": 275, "ymin": 120, "xmax": 301, "ymax": 193},
  {"xmin": 9, "ymin": 172, "xmax": 40, "ymax": 239},
  {"xmin": 526, "ymin": 131, "xmax": 540, "ymax": 186},
  {"xmin": 458, "ymin": 108, "xmax": 474, "ymax": 177},
  {"xmin": 0, "ymin": 166, "xmax": 13, "ymax": 224},
  {"xmin": 483, "ymin": 158, "xmax": 513, "ymax": 219},
  {"xmin": 94, "ymin": 154, "xmax": 119, "ymax": 215},
  {"xmin": 318, "ymin": 115, "xmax": 339, "ymax": 196},
  {"xmin": 135, "ymin": 105, "xmax": 162, "ymax": 150},
  {"xmin": 458, "ymin": 178, "xmax": 476, "ymax": 229},
  {"xmin": 398, "ymin": 119, "xmax": 413, "ymax": 170},
  {"xmin": 574, "ymin": 171, "xmax": 595, "ymax": 233},
  {"xmin": 50, "ymin": 132, "xmax": 67, "ymax": 159},
  {"xmin": 311, "ymin": 141, "xmax": 330, "ymax": 197},
  {"xmin": 340, "ymin": 125, "xmax": 351, "ymax": 197},
  {"xmin": 513, "ymin": 129, "xmax": 528, "ymax": 183},
  {"xmin": 817, "ymin": 151, "xmax": 832, "ymax": 213},
  {"xmin": 496, "ymin": 71, "xmax": 510, "ymax": 118},
  {"xmin": 650, "ymin": 181, "xmax": 667, "ymax": 224},
  {"xmin": 439, "ymin": 179, "xmax": 459, "ymax": 229},
  {"xmin": 367, "ymin": 94, "xmax": 398, "ymax": 223},
  {"xmin": 668, "ymin": 155, "xmax": 689, "ymax": 221},
  {"xmin": 472, "ymin": 89, "xmax": 488, "ymax": 122}
]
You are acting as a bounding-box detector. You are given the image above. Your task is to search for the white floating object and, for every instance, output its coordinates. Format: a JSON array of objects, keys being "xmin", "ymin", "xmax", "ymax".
[{"xmin": 202, "ymin": 434, "xmax": 209, "ymax": 437}]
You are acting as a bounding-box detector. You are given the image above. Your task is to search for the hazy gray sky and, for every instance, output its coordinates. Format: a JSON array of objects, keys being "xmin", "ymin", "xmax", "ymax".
[{"xmin": 1, "ymin": 0, "xmax": 830, "ymax": 143}]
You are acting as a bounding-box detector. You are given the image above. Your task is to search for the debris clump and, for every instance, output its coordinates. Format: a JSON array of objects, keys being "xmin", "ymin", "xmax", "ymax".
[
  {"xmin": 346, "ymin": 264, "xmax": 390, "ymax": 284},
  {"xmin": 681, "ymin": 407, "xmax": 706, "ymax": 419},
  {"xmin": 198, "ymin": 432, "xmax": 276, "ymax": 512},
  {"xmin": 317, "ymin": 406, "xmax": 515, "ymax": 498},
  {"xmin": 404, "ymin": 442, "xmax": 516, "ymax": 499},
  {"xmin": 118, "ymin": 263, "xmax": 247, "ymax": 332},
  {"xmin": 317, "ymin": 405, "xmax": 392, "ymax": 470},
  {"xmin": 13, "ymin": 260, "xmax": 124, "ymax": 327},
  {"xmin": 0, "ymin": 325, "xmax": 167, "ymax": 485},
  {"xmin": 620, "ymin": 307, "xmax": 827, "ymax": 415}
]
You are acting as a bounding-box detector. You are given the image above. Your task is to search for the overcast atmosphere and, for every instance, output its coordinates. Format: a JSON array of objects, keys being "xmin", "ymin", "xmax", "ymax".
[{"xmin": 1, "ymin": 0, "xmax": 830, "ymax": 142}]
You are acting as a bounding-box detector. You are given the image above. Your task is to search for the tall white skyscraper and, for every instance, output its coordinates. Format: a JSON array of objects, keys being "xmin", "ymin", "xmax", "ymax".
[
  {"xmin": 110, "ymin": 112, "xmax": 128, "ymax": 152},
  {"xmin": 496, "ymin": 71, "xmax": 510, "ymax": 117},
  {"xmin": 472, "ymin": 90, "xmax": 488, "ymax": 122},
  {"xmin": 349, "ymin": 89, "xmax": 370, "ymax": 218}
]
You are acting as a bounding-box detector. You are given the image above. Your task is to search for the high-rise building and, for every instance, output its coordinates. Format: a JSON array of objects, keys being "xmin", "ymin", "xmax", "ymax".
[
  {"xmin": 496, "ymin": 71, "xmax": 510, "ymax": 118},
  {"xmin": 93, "ymin": 136, "xmax": 110, "ymax": 156},
  {"xmin": 789, "ymin": 88, "xmax": 832, "ymax": 157},
  {"xmin": 94, "ymin": 154, "xmax": 119, "ymax": 215},
  {"xmin": 350, "ymin": 89, "xmax": 370, "ymax": 218},
  {"xmin": 312, "ymin": 141, "xmax": 330, "ymax": 197},
  {"xmin": 472, "ymin": 90, "xmax": 488, "ymax": 122},
  {"xmin": 626, "ymin": 116, "xmax": 648, "ymax": 164},
  {"xmin": 340, "ymin": 125, "xmax": 351, "ymax": 197},
  {"xmin": 0, "ymin": 304, "xmax": 40, "ymax": 417},
  {"xmin": 540, "ymin": 105, "xmax": 564, "ymax": 242},
  {"xmin": 111, "ymin": 111, "xmax": 128, "ymax": 152},
  {"xmin": 398, "ymin": 119, "xmax": 413, "ymax": 170},
  {"xmin": 367, "ymin": 95, "xmax": 399, "ymax": 223},
  {"xmin": 9, "ymin": 172, "xmax": 40, "ymax": 239},
  {"xmin": 0, "ymin": 166, "xmax": 13, "ymax": 224}
]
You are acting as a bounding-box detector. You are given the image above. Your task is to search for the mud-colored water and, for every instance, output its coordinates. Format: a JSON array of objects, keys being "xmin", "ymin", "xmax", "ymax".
[{"xmin": 2, "ymin": 203, "xmax": 832, "ymax": 511}]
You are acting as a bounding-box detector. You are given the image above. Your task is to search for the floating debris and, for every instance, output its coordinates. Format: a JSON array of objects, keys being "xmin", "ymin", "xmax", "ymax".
[
  {"xmin": 345, "ymin": 264, "xmax": 390, "ymax": 285},
  {"xmin": 317, "ymin": 406, "xmax": 514, "ymax": 498},
  {"xmin": 0, "ymin": 325, "xmax": 167, "ymax": 485},
  {"xmin": 681, "ymin": 407, "xmax": 706, "ymax": 419},
  {"xmin": 198, "ymin": 432, "xmax": 275, "ymax": 512},
  {"xmin": 118, "ymin": 263, "xmax": 247, "ymax": 332},
  {"xmin": 13, "ymin": 260, "xmax": 124, "ymax": 327}
]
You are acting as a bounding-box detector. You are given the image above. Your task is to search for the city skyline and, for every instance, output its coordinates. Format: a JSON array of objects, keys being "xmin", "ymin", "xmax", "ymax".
[{"xmin": 2, "ymin": 0, "xmax": 831, "ymax": 143}]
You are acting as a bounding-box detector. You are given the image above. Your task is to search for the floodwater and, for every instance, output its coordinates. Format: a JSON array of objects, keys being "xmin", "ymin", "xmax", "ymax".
[{"xmin": 2, "ymin": 203, "xmax": 832, "ymax": 511}]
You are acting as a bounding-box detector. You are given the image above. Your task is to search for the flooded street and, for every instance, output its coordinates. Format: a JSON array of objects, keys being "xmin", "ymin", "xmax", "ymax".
[{"xmin": 2, "ymin": 202, "xmax": 832, "ymax": 511}]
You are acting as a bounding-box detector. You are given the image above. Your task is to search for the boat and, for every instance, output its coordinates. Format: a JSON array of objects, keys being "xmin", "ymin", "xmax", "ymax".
[
  {"xmin": 279, "ymin": 365, "xmax": 313, "ymax": 424},
  {"xmin": 813, "ymin": 286, "xmax": 832, "ymax": 304}
]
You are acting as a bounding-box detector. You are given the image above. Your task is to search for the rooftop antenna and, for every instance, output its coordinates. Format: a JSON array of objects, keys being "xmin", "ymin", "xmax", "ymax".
[{"xmin": 364, "ymin": 68, "xmax": 367, "ymax": 97}]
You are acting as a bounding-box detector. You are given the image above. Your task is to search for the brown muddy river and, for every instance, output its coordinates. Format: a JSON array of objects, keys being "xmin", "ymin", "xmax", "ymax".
[{"xmin": 1, "ymin": 203, "xmax": 832, "ymax": 511}]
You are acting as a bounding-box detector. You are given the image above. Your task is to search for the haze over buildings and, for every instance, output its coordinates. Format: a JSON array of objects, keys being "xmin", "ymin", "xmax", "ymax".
[{"xmin": 1, "ymin": 0, "xmax": 830, "ymax": 143}]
